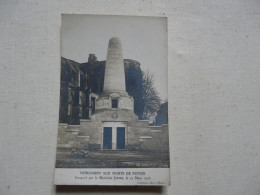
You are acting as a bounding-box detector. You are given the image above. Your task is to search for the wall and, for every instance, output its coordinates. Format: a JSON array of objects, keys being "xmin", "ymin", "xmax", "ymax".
[{"xmin": 0, "ymin": 0, "xmax": 260, "ymax": 195}]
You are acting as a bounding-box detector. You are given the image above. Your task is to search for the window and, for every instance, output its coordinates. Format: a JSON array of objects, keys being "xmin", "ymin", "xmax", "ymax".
[
  {"xmin": 91, "ymin": 97, "xmax": 95, "ymax": 114},
  {"xmin": 111, "ymin": 99, "xmax": 118, "ymax": 108}
]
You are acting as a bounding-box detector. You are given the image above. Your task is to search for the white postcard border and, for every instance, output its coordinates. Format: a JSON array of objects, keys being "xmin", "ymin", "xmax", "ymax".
[{"xmin": 54, "ymin": 168, "xmax": 170, "ymax": 186}]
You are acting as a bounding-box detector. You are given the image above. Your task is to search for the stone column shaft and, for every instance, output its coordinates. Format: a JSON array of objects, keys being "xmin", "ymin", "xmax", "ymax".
[{"xmin": 103, "ymin": 37, "xmax": 126, "ymax": 94}]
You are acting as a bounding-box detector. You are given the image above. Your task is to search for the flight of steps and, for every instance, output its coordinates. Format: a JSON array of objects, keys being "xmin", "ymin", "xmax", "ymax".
[{"xmin": 57, "ymin": 124, "xmax": 79, "ymax": 148}]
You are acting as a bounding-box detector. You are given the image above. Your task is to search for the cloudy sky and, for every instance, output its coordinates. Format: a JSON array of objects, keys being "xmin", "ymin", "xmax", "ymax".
[{"xmin": 61, "ymin": 14, "xmax": 168, "ymax": 100}]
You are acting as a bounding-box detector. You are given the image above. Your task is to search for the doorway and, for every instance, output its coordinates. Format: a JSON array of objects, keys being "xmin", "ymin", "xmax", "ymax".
[
  {"xmin": 102, "ymin": 122, "xmax": 126, "ymax": 150},
  {"xmin": 116, "ymin": 127, "xmax": 125, "ymax": 149},
  {"xmin": 103, "ymin": 127, "xmax": 112, "ymax": 149}
]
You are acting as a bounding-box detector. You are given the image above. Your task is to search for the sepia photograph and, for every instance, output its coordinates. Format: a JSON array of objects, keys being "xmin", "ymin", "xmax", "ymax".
[{"xmin": 54, "ymin": 14, "xmax": 169, "ymax": 185}]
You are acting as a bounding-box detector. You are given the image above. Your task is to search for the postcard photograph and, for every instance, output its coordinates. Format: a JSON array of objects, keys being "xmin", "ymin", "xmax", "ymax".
[{"xmin": 54, "ymin": 14, "xmax": 169, "ymax": 186}]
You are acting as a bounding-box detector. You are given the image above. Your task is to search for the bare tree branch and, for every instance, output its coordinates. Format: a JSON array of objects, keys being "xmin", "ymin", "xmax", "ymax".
[{"xmin": 141, "ymin": 71, "xmax": 161, "ymax": 119}]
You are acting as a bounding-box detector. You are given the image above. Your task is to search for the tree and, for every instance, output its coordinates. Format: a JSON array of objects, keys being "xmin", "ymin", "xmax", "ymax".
[{"xmin": 141, "ymin": 71, "xmax": 161, "ymax": 119}]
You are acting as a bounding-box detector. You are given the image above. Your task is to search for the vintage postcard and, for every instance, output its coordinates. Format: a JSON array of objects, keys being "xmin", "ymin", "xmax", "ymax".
[{"xmin": 54, "ymin": 14, "xmax": 170, "ymax": 186}]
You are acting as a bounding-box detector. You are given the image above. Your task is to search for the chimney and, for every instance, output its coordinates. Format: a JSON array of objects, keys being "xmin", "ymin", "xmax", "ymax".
[{"xmin": 88, "ymin": 54, "xmax": 97, "ymax": 64}]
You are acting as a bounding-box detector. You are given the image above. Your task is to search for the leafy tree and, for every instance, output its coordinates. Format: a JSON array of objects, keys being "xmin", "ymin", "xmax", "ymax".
[{"xmin": 141, "ymin": 71, "xmax": 161, "ymax": 119}]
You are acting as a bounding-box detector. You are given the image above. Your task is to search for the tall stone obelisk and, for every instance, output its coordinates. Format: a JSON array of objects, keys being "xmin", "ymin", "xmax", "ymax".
[
  {"xmin": 103, "ymin": 37, "xmax": 126, "ymax": 95},
  {"xmin": 95, "ymin": 37, "xmax": 135, "ymax": 112}
]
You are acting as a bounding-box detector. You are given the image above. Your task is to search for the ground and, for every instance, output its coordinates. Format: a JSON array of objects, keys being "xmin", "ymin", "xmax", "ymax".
[{"xmin": 55, "ymin": 148, "xmax": 170, "ymax": 168}]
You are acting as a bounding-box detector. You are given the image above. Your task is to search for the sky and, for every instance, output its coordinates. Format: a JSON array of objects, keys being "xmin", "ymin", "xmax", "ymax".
[{"xmin": 61, "ymin": 14, "xmax": 168, "ymax": 100}]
